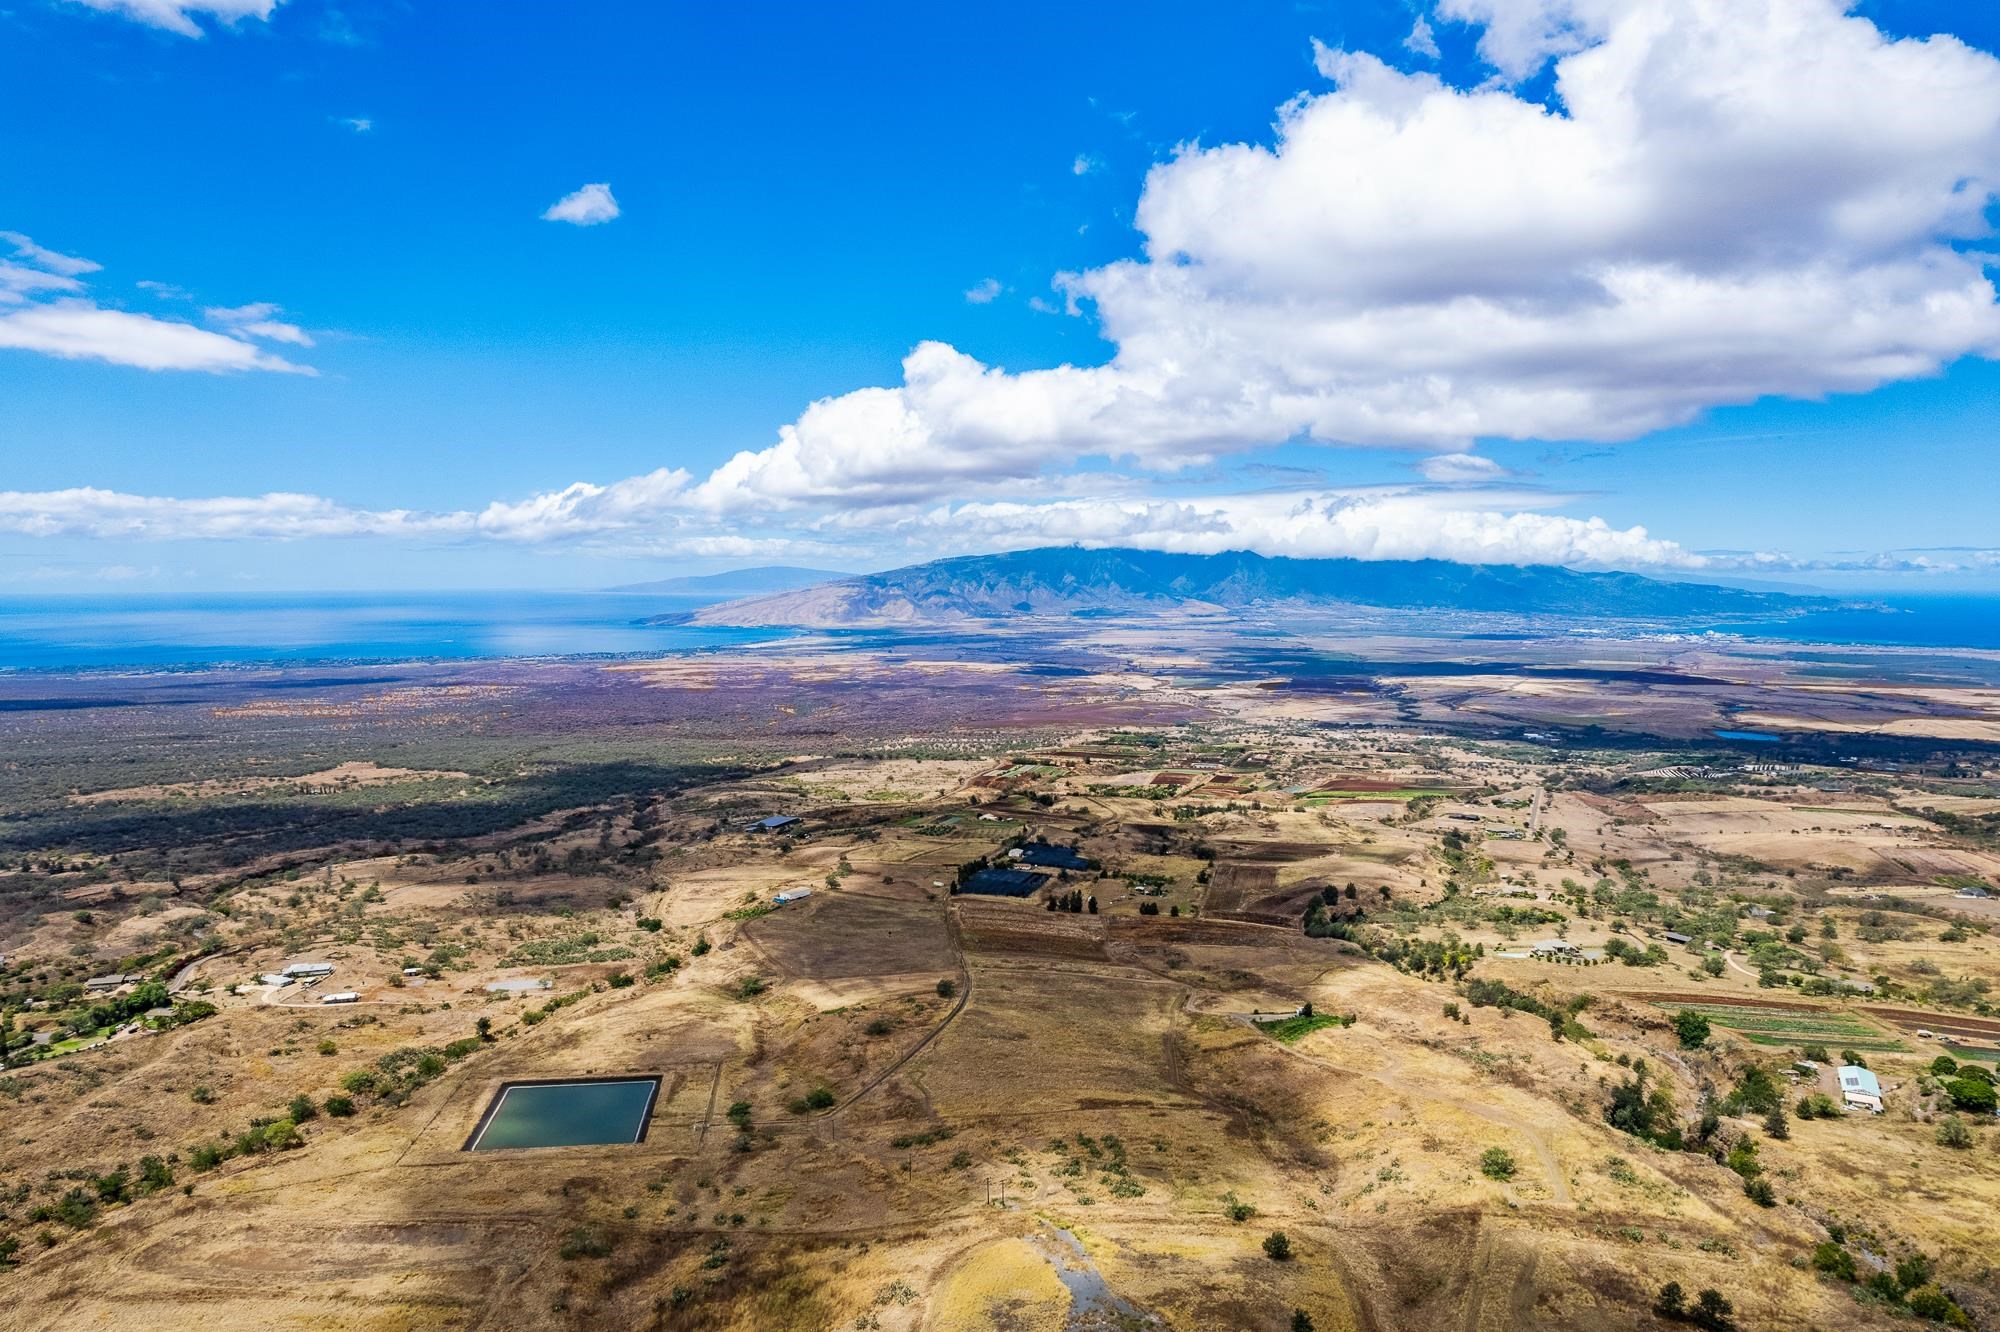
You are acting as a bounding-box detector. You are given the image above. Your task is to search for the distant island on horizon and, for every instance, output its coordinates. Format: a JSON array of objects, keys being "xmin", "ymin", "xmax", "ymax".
[{"xmin": 668, "ymin": 546, "xmax": 1835, "ymax": 629}]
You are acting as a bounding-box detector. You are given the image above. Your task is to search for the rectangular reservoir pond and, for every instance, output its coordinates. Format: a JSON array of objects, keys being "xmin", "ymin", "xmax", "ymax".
[{"xmin": 465, "ymin": 1077, "xmax": 661, "ymax": 1151}]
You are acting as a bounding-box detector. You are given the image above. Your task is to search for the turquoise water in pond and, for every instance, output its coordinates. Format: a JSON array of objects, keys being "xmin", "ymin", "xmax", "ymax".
[
  {"xmin": 469, "ymin": 1079, "xmax": 657, "ymax": 1150},
  {"xmin": 1714, "ymin": 729, "xmax": 1781, "ymax": 742}
]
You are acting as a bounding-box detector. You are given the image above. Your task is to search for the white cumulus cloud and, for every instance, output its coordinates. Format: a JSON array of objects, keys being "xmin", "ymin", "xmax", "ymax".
[
  {"xmin": 1404, "ymin": 15, "xmax": 1441, "ymax": 59},
  {"xmin": 663, "ymin": 0, "xmax": 2000, "ymax": 512},
  {"xmin": 0, "ymin": 235, "xmax": 312, "ymax": 374},
  {"xmin": 206, "ymin": 301, "xmax": 314, "ymax": 347},
  {"xmin": 0, "ymin": 487, "xmax": 464, "ymax": 541},
  {"xmin": 1418, "ymin": 453, "xmax": 1509, "ymax": 484},
  {"xmin": 64, "ymin": 0, "xmax": 283, "ymax": 38},
  {"xmin": 542, "ymin": 183, "xmax": 621, "ymax": 226},
  {"xmin": 1, "ymin": 231, "xmax": 101, "ymax": 278},
  {"xmin": 964, "ymin": 278, "xmax": 1003, "ymax": 305}
]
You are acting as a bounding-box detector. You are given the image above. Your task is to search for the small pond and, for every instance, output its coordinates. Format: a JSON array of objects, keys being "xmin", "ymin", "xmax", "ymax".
[{"xmin": 465, "ymin": 1077, "xmax": 660, "ymax": 1151}]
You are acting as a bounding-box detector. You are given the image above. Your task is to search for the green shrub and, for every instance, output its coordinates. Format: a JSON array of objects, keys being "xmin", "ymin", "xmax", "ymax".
[
  {"xmin": 1262, "ymin": 1231, "xmax": 1292, "ymax": 1261},
  {"xmin": 1479, "ymin": 1147, "xmax": 1517, "ymax": 1180},
  {"xmin": 1811, "ymin": 1242, "xmax": 1856, "ymax": 1281},
  {"xmin": 558, "ymin": 1225, "xmax": 613, "ymax": 1260},
  {"xmin": 1904, "ymin": 1285, "xmax": 1972, "ymax": 1327},
  {"xmin": 324, "ymin": 1095, "xmax": 356, "ymax": 1118}
]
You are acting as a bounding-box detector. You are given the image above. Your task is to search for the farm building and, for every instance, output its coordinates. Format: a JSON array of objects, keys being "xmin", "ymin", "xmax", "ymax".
[
  {"xmin": 84, "ymin": 974, "xmax": 139, "ymax": 993},
  {"xmin": 1530, "ymin": 940, "xmax": 1580, "ymax": 958},
  {"xmin": 1662, "ymin": 931, "xmax": 1692, "ymax": 945},
  {"xmin": 773, "ymin": 887, "xmax": 813, "ymax": 906},
  {"xmin": 750, "ymin": 814, "xmax": 800, "ymax": 833},
  {"xmin": 320, "ymin": 992, "xmax": 361, "ymax": 1005},
  {"xmin": 1837, "ymin": 1065, "xmax": 1883, "ymax": 1114},
  {"xmin": 282, "ymin": 962, "xmax": 335, "ymax": 978}
]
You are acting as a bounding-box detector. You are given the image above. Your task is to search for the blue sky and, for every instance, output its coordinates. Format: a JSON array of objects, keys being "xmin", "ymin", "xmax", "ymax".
[{"xmin": 1, "ymin": 0, "xmax": 1997, "ymax": 591}]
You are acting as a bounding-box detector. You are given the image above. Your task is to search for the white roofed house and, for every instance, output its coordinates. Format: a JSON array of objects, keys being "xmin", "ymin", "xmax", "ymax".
[{"xmin": 1837, "ymin": 1064, "xmax": 1883, "ymax": 1114}]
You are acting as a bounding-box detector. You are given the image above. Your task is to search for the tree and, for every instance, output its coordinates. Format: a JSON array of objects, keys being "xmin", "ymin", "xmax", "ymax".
[
  {"xmin": 1935, "ymin": 1115, "xmax": 1973, "ymax": 1149},
  {"xmin": 1946, "ymin": 1076, "xmax": 1997, "ymax": 1115},
  {"xmin": 476, "ymin": 1016, "xmax": 494, "ymax": 1041},
  {"xmin": 1480, "ymin": 1147, "xmax": 1517, "ymax": 1180},
  {"xmin": 1654, "ymin": 1283, "xmax": 1687, "ymax": 1319},
  {"xmin": 1291, "ymin": 1312, "xmax": 1315, "ymax": 1332},
  {"xmin": 1087, "ymin": 896, "xmax": 1098, "ymax": 914},
  {"xmin": 1673, "ymin": 1010, "xmax": 1711, "ymax": 1049},
  {"xmin": 324, "ymin": 1095, "xmax": 356, "ymax": 1117},
  {"xmin": 1690, "ymin": 1288, "xmax": 1736, "ymax": 1331},
  {"xmin": 1762, "ymin": 1104, "xmax": 1789, "ymax": 1141},
  {"xmin": 1262, "ymin": 1231, "xmax": 1292, "ymax": 1261},
  {"xmin": 288, "ymin": 1094, "xmax": 318, "ymax": 1123},
  {"xmin": 1299, "ymin": 1002, "xmax": 1314, "ymax": 1019},
  {"xmin": 1743, "ymin": 1177, "xmax": 1775, "ymax": 1207},
  {"xmin": 936, "ymin": 978, "xmax": 956, "ymax": 999}
]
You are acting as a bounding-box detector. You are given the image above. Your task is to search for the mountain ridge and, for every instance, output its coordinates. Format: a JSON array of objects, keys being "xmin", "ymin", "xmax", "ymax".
[{"xmin": 671, "ymin": 547, "xmax": 1827, "ymax": 627}]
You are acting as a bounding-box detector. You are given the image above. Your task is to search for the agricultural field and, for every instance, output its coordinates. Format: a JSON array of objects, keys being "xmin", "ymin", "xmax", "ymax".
[{"xmin": 1649, "ymin": 1000, "xmax": 1907, "ymax": 1053}]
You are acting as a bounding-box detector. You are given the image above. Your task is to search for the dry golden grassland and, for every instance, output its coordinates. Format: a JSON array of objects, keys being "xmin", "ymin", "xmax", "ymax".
[{"xmin": 5, "ymin": 655, "xmax": 2000, "ymax": 1330}]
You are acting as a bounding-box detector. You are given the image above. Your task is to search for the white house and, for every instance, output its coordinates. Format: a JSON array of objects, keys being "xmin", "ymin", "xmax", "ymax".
[
  {"xmin": 1837, "ymin": 1064, "xmax": 1883, "ymax": 1114},
  {"xmin": 320, "ymin": 992, "xmax": 360, "ymax": 1005},
  {"xmin": 282, "ymin": 962, "xmax": 335, "ymax": 978}
]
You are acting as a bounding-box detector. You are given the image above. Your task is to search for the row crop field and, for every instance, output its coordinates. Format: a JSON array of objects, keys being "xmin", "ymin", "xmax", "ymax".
[{"xmin": 1655, "ymin": 1001, "xmax": 1907, "ymax": 1053}]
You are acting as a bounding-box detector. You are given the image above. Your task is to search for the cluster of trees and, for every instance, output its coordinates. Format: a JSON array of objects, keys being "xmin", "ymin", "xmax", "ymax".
[
  {"xmin": 1653, "ymin": 1283, "xmax": 1736, "ymax": 1330},
  {"xmin": 1045, "ymin": 890, "xmax": 1095, "ymax": 914},
  {"xmin": 1813, "ymin": 1240, "xmax": 1969, "ymax": 1328},
  {"xmin": 1929, "ymin": 1056, "xmax": 1997, "ymax": 1115}
]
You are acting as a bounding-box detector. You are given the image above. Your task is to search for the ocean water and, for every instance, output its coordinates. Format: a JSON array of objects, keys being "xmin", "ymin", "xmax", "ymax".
[
  {"xmin": 0, "ymin": 591, "xmax": 788, "ymax": 670},
  {"xmin": 2, "ymin": 588, "xmax": 1996, "ymax": 672},
  {"xmin": 1713, "ymin": 595, "xmax": 2000, "ymax": 651}
]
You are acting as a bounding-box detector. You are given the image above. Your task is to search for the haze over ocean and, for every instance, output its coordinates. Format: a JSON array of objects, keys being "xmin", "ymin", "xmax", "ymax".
[
  {"xmin": 0, "ymin": 592, "xmax": 786, "ymax": 670},
  {"xmin": 3, "ymin": 589, "xmax": 1998, "ymax": 670}
]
